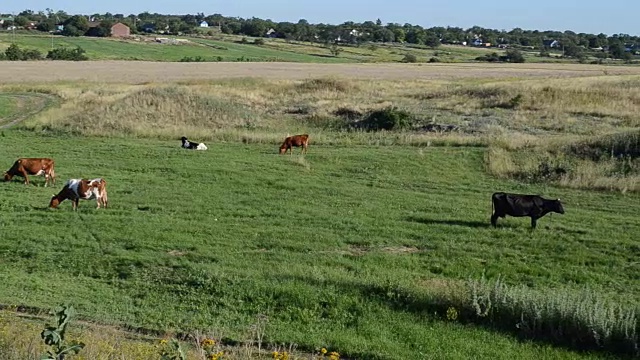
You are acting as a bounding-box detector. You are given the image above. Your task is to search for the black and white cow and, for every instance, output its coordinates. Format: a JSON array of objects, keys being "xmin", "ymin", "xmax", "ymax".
[
  {"xmin": 491, "ymin": 192, "xmax": 565, "ymax": 229},
  {"xmin": 181, "ymin": 136, "xmax": 208, "ymax": 151}
]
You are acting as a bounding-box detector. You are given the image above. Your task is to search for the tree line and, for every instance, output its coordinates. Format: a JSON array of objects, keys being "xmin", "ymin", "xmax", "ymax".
[{"xmin": 2, "ymin": 8, "xmax": 639, "ymax": 59}]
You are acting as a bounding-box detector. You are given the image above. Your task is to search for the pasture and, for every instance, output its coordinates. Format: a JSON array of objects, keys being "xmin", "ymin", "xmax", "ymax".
[
  {"xmin": 0, "ymin": 32, "xmax": 547, "ymax": 64},
  {"xmin": 0, "ymin": 63, "xmax": 638, "ymax": 359}
]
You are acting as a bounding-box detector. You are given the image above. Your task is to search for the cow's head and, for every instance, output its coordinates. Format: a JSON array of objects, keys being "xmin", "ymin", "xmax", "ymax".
[
  {"xmin": 49, "ymin": 194, "xmax": 61, "ymax": 209},
  {"xmin": 3, "ymin": 172, "xmax": 11, "ymax": 181},
  {"xmin": 279, "ymin": 145, "xmax": 287, "ymax": 155},
  {"xmin": 549, "ymin": 198, "xmax": 565, "ymax": 214}
]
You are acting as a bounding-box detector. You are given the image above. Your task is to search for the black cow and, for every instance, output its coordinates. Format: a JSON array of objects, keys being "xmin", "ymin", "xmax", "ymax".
[
  {"xmin": 181, "ymin": 136, "xmax": 208, "ymax": 151},
  {"xmin": 491, "ymin": 192, "xmax": 565, "ymax": 229}
]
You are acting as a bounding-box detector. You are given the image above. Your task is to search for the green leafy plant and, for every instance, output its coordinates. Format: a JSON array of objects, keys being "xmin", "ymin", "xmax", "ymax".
[
  {"xmin": 40, "ymin": 305, "xmax": 85, "ymax": 360},
  {"xmin": 159, "ymin": 338, "xmax": 186, "ymax": 360}
]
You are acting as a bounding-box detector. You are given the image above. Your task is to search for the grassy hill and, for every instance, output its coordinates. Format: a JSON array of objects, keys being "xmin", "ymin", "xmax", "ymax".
[{"xmin": 0, "ymin": 31, "xmax": 578, "ymax": 63}]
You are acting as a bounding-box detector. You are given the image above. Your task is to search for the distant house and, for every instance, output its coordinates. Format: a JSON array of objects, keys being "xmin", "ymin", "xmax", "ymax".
[
  {"xmin": 55, "ymin": 24, "xmax": 64, "ymax": 32},
  {"xmin": 26, "ymin": 21, "xmax": 38, "ymax": 30},
  {"xmin": 471, "ymin": 39, "xmax": 484, "ymax": 46},
  {"xmin": 0, "ymin": 16, "xmax": 14, "ymax": 25},
  {"xmin": 349, "ymin": 29, "xmax": 361, "ymax": 37},
  {"xmin": 111, "ymin": 22, "xmax": 130, "ymax": 37},
  {"xmin": 142, "ymin": 23, "xmax": 156, "ymax": 33},
  {"xmin": 199, "ymin": 20, "xmax": 208, "ymax": 28},
  {"xmin": 543, "ymin": 40, "xmax": 560, "ymax": 48},
  {"xmin": 265, "ymin": 28, "xmax": 277, "ymax": 38}
]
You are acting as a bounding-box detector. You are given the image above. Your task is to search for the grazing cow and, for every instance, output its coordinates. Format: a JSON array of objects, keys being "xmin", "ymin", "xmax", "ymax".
[
  {"xmin": 491, "ymin": 192, "xmax": 565, "ymax": 229},
  {"xmin": 279, "ymin": 134, "xmax": 309, "ymax": 155},
  {"xmin": 181, "ymin": 136, "xmax": 208, "ymax": 150},
  {"xmin": 49, "ymin": 178, "xmax": 108, "ymax": 210},
  {"xmin": 4, "ymin": 158, "xmax": 56, "ymax": 187}
]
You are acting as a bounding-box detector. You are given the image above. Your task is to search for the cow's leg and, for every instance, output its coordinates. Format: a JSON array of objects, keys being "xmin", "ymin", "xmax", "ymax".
[
  {"xmin": 73, "ymin": 199, "xmax": 79, "ymax": 211},
  {"xmin": 20, "ymin": 169, "xmax": 30, "ymax": 185},
  {"xmin": 44, "ymin": 172, "xmax": 50, "ymax": 187},
  {"xmin": 530, "ymin": 217, "xmax": 537, "ymax": 229},
  {"xmin": 491, "ymin": 213, "xmax": 499, "ymax": 227}
]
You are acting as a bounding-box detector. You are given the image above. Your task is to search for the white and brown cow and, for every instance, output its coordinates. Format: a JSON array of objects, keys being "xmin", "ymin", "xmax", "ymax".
[
  {"xmin": 49, "ymin": 178, "xmax": 108, "ymax": 210},
  {"xmin": 4, "ymin": 158, "xmax": 56, "ymax": 187}
]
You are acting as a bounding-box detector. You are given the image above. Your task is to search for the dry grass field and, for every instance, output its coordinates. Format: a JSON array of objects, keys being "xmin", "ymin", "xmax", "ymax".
[{"xmin": 2, "ymin": 61, "xmax": 640, "ymax": 83}]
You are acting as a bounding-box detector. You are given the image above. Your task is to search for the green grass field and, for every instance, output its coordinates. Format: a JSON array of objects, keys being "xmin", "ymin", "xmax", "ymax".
[
  {"xmin": 0, "ymin": 32, "xmax": 575, "ymax": 63},
  {"xmin": 0, "ymin": 96, "xmax": 16, "ymax": 119},
  {"xmin": 0, "ymin": 130, "xmax": 637, "ymax": 359}
]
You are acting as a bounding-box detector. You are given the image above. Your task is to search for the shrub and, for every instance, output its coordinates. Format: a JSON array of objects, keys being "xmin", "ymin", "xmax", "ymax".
[
  {"xmin": 328, "ymin": 44, "xmax": 342, "ymax": 57},
  {"xmin": 402, "ymin": 53, "xmax": 418, "ymax": 63},
  {"xmin": 475, "ymin": 52, "xmax": 501, "ymax": 62},
  {"xmin": 21, "ymin": 48, "xmax": 43, "ymax": 61},
  {"xmin": 355, "ymin": 106, "xmax": 413, "ymax": 131},
  {"xmin": 504, "ymin": 49, "xmax": 526, "ymax": 63},
  {"xmin": 180, "ymin": 56, "xmax": 207, "ymax": 62},
  {"xmin": 428, "ymin": 57, "xmax": 441, "ymax": 63},
  {"xmin": 463, "ymin": 276, "xmax": 639, "ymax": 356},
  {"xmin": 5, "ymin": 44, "xmax": 22, "ymax": 61},
  {"xmin": 46, "ymin": 47, "xmax": 88, "ymax": 61},
  {"xmin": 3, "ymin": 44, "xmax": 42, "ymax": 61},
  {"xmin": 254, "ymin": 38, "xmax": 265, "ymax": 45}
]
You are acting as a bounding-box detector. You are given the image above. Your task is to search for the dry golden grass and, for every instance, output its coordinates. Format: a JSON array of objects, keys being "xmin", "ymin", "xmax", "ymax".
[
  {"xmin": 487, "ymin": 131, "xmax": 640, "ymax": 192},
  {"xmin": 2, "ymin": 61, "xmax": 640, "ymax": 84},
  {"xmin": 2, "ymin": 69, "xmax": 639, "ymax": 192}
]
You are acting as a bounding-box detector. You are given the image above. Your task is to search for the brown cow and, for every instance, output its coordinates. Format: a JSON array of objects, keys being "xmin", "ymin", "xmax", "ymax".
[
  {"xmin": 49, "ymin": 178, "xmax": 108, "ymax": 210},
  {"xmin": 4, "ymin": 158, "xmax": 56, "ymax": 187},
  {"xmin": 279, "ymin": 134, "xmax": 309, "ymax": 155}
]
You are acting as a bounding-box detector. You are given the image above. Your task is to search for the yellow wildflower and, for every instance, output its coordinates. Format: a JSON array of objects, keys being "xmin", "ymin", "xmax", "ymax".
[
  {"xmin": 330, "ymin": 351, "xmax": 340, "ymax": 360},
  {"xmin": 159, "ymin": 339, "xmax": 168, "ymax": 345},
  {"xmin": 203, "ymin": 338, "xmax": 216, "ymax": 346},
  {"xmin": 321, "ymin": 348, "xmax": 328, "ymax": 355},
  {"xmin": 272, "ymin": 351, "xmax": 279, "ymax": 359}
]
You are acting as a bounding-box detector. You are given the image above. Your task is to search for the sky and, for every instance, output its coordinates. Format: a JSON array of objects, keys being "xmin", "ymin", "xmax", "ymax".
[{"xmin": 3, "ymin": 0, "xmax": 637, "ymax": 36}]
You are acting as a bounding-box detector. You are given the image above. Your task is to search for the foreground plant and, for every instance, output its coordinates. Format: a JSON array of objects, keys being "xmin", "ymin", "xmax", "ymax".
[
  {"xmin": 159, "ymin": 338, "xmax": 186, "ymax": 360},
  {"xmin": 40, "ymin": 305, "xmax": 85, "ymax": 360}
]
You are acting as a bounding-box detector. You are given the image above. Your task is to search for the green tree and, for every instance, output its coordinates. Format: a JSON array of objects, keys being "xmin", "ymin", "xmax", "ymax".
[
  {"xmin": 64, "ymin": 15, "xmax": 89, "ymax": 33},
  {"xmin": 609, "ymin": 41, "xmax": 627, "ymax": 59},
  {"xmin": 392, "ymin": 28, "xmax": 405, "ymax": 43},
  {"xmin": 61, "ymin": 24, "xmax": 82, "ymax": 37},
  {"xmin": 14, "ymin": 16, "xmax": 29, "ymax": 27},
  {"xmin": 424, "ymin": 33, "xmax": 441, "ymax": 48}
]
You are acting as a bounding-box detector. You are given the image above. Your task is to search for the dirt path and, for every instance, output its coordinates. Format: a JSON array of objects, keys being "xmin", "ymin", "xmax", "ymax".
[
  {"xmin": 0, "ymin": 93, "xmax": 58, "ymax": 129},
  {"xmin": 1, "ymin": 61, "xmax": 640, "ymax": 84}
]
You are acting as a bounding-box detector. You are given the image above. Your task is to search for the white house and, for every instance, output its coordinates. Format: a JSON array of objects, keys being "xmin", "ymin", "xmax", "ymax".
[
  {"xmin": 199, "ymin": 21, "xmax": 209, "ymax": 28},
  {"xmin": 471, "ymin": 39, "xmax": 484, "ymax": 46}
]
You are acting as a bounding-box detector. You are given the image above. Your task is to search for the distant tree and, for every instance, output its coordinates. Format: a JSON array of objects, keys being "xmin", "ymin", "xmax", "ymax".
[
  {"xmin": 13, "ymin": 16, "xmax": 29, "ymax": 27},
  {"xmin": 405, "ymin": 28, "xmax": 426, "ymax": 44},
  {"xmin": 391, "ymin": 28, "xmax": 405, "ymax": 43},
  {"xmin": 64, "ymin": 15, "xmax": 89, "ymax": 33},
  {"xmin": 424, "ymin": 33, "xmax": 441, "ymax": 48},
  {"xmin": 221, "ymin": 21, "xmax": 241, "ymax": 34},
  {"xmin": 562, "ymin": 42, "xmax": 583, "ymax": 58},
  {"xmin": 61, "ymin": 24, "xmax": 83, "ymax": 37},
  {"xmin": 609, "ymin": 42, "xmax": 629, "ymax": 59},
  {"xmin": 85, "ymin": 20, "xmax": 112, "ymax": 37}
]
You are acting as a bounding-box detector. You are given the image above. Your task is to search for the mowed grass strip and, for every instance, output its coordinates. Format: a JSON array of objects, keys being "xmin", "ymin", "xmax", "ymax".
[{"xmin": 0, "ymin": 131, "xmax": 637, "ymax": 359}]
